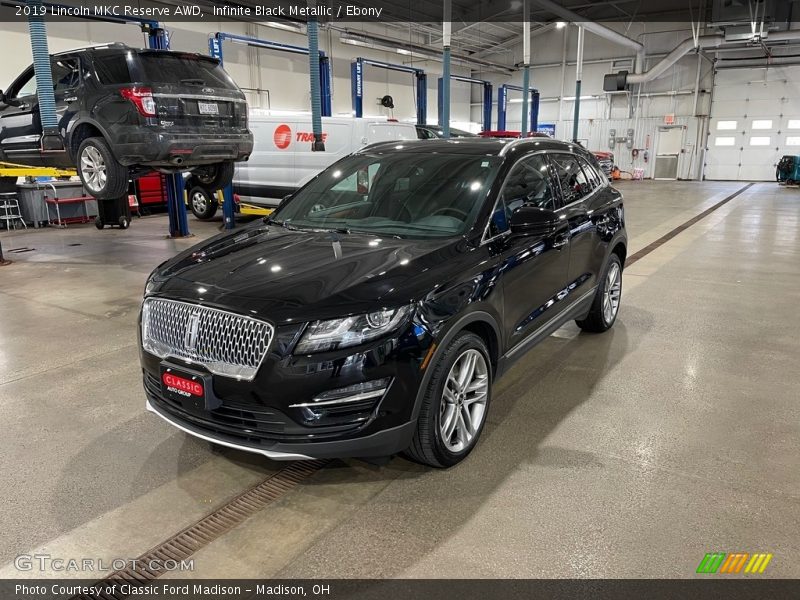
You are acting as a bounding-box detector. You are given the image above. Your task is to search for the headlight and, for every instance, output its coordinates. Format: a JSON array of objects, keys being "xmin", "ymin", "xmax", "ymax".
[
  {"xmin": 295, "ymin": 306, "xmax": 412, "ymax": 354},
  {"xmin": 144, "ymin": 272, "xmax": 158, "ymax": 297}
]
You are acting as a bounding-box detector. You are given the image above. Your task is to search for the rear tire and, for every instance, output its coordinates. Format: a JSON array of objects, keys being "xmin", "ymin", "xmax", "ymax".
[
  {"xmin": 188, "ymin": 186, "xmax": 218, "ymax": 220},
  {"xmin": 118, "ymin": 216, "xmax": 130, "ymax": 229},
  {"xmin": 194, "ymin": 161, "xmax": 234, "ymax": 191},
  {"xmin": 77, "ymin": 137, "xmax": 129, "ymax": 200},
  {"xmin": 576, "ymin": 254, "xmax": 623, "ymax": 333},
  {"xmin": 404, "ymin": 332, "xmax": 492, "ymax": 468},
  {"xmin": 94, "ymin": 218, "xmax": 104, "ymax": 230}
]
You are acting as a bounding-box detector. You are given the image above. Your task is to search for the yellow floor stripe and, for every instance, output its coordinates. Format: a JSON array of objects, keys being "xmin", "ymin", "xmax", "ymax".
[{"xmin": 747, "ymin": 554, "xmax": 764, "ymax": 573}]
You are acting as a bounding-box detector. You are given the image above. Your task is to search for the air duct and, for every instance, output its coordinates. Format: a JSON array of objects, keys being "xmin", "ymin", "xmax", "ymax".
[{"xmin": 531, "ymin": 0, "xmax": 645, "ymax": 72}]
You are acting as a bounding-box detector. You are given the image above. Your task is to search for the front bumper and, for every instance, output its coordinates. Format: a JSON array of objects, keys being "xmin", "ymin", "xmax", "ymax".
[
  {"xmin": 140, "ymin": 319, "xmax": 433, "ymax": 460},
  {"xmin": 146, "ymin": 396, "xmax": 417, "ymax": 460}
]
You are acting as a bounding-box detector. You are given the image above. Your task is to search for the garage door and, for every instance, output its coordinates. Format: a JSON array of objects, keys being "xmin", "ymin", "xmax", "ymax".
[{"xmin": 705, "ymin": 66, "xmax": 800, "ymax": 181}]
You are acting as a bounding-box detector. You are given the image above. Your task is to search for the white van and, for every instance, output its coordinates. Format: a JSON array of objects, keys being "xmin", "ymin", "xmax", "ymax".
[{"xmin": 186, "ymin": 115, "xmax": 418, "ymax": 218}]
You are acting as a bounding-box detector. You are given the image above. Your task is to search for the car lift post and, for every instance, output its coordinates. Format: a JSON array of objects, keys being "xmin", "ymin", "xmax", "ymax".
[
  {"xmin": 438, "ymin": 75, "xmax": 493, "ymax": 132},
  {"xmin": 209, "ymin": 32, "xmax": 332, "ymax": 116},
  {"xmin": 351, "ymin": 58, "xmax": 427, "ymax": 125},
  {"xmin": 165, "ymin": 174, "xmax": 190, "ymax": 238},
  {"xmin": 497, "ymin": 84, "xmax": 540, "ymax": 133},
  {"xmin": 222, "ymin": 184, "xmax": 236, "ymax": 230}
]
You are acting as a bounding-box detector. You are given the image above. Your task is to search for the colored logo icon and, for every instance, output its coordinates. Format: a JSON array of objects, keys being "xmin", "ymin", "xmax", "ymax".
[
  {"xmin": 274, "ymin": 124, "xmax": 292, "ymax": 149},
  {"xmin": 697, "ymin": 552, "xmax": 773, "ymax": 574}
]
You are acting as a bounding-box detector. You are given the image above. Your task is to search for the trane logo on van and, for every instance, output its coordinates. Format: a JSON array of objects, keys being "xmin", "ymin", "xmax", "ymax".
[{"xmin": 273, "ymin": 125, "xmax": 328, "ymax": 150}]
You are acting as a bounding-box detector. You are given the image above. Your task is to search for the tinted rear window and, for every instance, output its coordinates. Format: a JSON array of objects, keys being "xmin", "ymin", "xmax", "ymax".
[
  {"xmin": 94, "ymin": 54, "xmax": 132, "ymax": 85},
  {"xmin": 135, "ymin": 54, "xmax": 236, "ymax": 89}
]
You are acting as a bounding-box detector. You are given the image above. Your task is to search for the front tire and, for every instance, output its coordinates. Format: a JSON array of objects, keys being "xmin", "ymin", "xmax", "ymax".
[
  {"xmin": 188, "ymin": 186, "xmax": 218, "ymax": 220},
  {"xmin": 576, "ymin": 253, "xmax": 623, "ymax": 333},
  {"xmin": 77, "ymin": 137, "xmax": 129, "ymax": 200},
  {"xmin": 405, "ymin": 332, "xmax": 492, "ymax": 468}
]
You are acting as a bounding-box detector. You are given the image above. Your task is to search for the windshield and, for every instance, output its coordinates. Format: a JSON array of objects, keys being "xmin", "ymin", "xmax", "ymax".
[{"xmin": 272, "ymin": 152, "xmax": 502, "ymax": 239}]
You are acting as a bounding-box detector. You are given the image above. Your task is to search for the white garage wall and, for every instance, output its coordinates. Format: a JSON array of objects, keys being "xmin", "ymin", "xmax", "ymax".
[
  {"xmin": 470, "ymin": 23, "xmax": 714, "ymax": 178},
  {"xmin": 0, "ymin": 21, "xmax": 473, "ymax": 125}
]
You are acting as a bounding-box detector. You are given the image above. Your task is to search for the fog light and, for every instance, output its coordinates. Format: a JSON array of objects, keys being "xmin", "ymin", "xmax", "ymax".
[{"xmin": 289, "ymin": 378, "xmax": 390, "ymax": 408}]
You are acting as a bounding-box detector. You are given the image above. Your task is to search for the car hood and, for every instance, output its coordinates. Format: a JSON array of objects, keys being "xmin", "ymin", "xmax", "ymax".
[{"xmin": 150, "ymin": 224, "xmax": 467, "ymax": 321}]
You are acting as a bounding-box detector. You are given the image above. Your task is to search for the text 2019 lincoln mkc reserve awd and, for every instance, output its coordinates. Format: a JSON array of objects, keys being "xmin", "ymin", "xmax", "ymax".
[{"xmin": 139, "ymin": 138, "xmax": 627, "ymax": 468}]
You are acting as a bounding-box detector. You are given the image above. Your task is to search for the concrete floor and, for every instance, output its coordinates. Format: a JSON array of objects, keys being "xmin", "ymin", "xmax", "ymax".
[{"xmin": 0, "ymin": 181, "xmax": 798, "ymax": 579}]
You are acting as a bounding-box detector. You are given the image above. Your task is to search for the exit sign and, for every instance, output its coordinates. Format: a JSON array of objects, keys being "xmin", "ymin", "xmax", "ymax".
[{"xmin": 664, "ymin": 114, "xmax": 676, "ymax": 125}]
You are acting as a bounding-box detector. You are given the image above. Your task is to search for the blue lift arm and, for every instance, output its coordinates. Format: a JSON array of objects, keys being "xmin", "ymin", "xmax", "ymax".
[
  {"xmin": 497, "ymin": 84, "xmax": 540, "ymax": 134},
  {"xmin": 437, "ymin": 75, "xmax": 492, "ymax": 133},
  {"xmin": 351, "ymin": 57, "xmax": 427, "ymax": 125},
  {"xmin": 209, "ymin": 32, "xmax": 331, "ymax": 117}
]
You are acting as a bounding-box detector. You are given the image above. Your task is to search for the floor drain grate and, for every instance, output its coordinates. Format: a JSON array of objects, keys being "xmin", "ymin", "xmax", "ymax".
[{"xmin": 72, "ymin": 460, "xmax": 329, "ymax": 600}]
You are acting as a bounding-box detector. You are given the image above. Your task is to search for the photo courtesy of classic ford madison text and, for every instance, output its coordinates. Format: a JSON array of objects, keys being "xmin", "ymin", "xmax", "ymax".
[{"xmin": 0, "ymin": 0, "xmax": 798, "ymax": 598}]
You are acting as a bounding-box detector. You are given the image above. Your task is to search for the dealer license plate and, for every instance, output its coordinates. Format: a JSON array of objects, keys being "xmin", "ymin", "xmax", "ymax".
[{"xmin": 160, "ymin": 364, "xmax": 209, "ymax": 412}]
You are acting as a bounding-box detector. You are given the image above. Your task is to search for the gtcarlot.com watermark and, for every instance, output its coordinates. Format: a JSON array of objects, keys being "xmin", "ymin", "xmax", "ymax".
[{"xmin": 15, "ymin": 553, "xmax": 194, "ymax": 573}]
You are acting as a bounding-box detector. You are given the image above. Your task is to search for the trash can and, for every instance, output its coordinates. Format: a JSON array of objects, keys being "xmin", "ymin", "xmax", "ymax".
[{"xmin": 95, "ymin": 196, "xmax": 131, "ymax": 230}]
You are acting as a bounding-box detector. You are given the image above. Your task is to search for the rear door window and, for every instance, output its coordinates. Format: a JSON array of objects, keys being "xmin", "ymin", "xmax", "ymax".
[
  {"xmin": 133, "ymin": 54, "xmax": 237, "ymax": 89},
  {"xmin": 94, "ymin": 53, "xmax": 132, "ymax": 85},
  {"xmin": 52, "ymin": 57, "xmax": 80, "ymax": 93},
  {"xmin": 551, "ymin": 154, "xmax": 595, "ymax": 204}
]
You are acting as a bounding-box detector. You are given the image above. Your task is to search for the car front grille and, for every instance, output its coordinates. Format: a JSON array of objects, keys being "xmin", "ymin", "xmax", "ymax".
[{"xmin": 141, "ymin": 298, "xmax": 273, "ymax": 380}]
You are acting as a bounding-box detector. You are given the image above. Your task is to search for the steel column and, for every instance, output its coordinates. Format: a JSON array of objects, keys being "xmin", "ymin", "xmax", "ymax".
[
  {"xmin": 222, "ymin": 183, "xmax": 235, "ymax": 230},
  {"xmin": 165, "ymin": 174, "xmax": 190, "ymax": 238},
  {"xmin": 573, "ymin": 25, "xmax": 585, "ymax": 143}
]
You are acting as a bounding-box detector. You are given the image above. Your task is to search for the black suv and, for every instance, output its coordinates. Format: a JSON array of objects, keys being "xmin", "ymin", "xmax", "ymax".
[
  {"xmin": 139, "ymin": 139, "xmax": 626, "ymax": 468},
  {"xmin": 0, "ymin": 44, "xmax": 253, "ymax": 198}
]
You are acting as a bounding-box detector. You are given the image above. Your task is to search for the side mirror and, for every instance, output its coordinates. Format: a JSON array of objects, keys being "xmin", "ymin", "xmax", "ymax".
[
  {"xmin": 0, "ymin": 90, "xmax": 6, "ymax": 106},
  {"xmin": 509, "ymin": 206, "xmax": 560, "ymax": 235}
]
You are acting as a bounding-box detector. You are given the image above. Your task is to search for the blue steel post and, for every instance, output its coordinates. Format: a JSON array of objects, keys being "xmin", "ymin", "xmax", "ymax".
[
  {"xmin": 416, "ymin": 73, "xmax": 427, "ymax": 126},
  {"xmin": 532, "ymin": 90, "xmax": 540, "ymax": 133},
  {"xmin": 320, "ymin": 54, "xmax": 332, "ymax": 117},
  {"xmin": 222, "ymin": 184, "xmax": 235, "ymax": 230},
  {"xmin": 483, "ymin": 84, "xmax": 493, "ymax": 132},
  {"xmin": 165, "ymin": 174, "xmax": 190, "ymax": 238},
  {"xmin": 147, "ymin": 24, "xmax": 168, "ymax": 49},
  {"xmin": 441, "ymin": 48, "xmax": 451, "ymax": 137},
  {"xmin": 497, "ymin": 86, "xmax": 508, "ymax": 131},
  {"xmin": 351, "ymin": 59, "xmax": 363, "ymax": 118},
  {"xmin": 437, "ymin": 78, "xmax": 444, "ymax": 126},
  {"xmin": 521, "ymin": 66, "xmax": 530, "ymax": 136},
  {"xmin": 208, "ymin": 35, "xmax": 222, "ymax": 64}
]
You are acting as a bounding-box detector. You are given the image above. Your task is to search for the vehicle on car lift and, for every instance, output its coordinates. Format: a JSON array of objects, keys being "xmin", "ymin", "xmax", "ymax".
[
  {"xmin": 185, "ymin": 115, "xmax": 417, "ymax": 220},
  {"xmin": 140, "ymin": 138, "xmax": 626, "ymax": 467},
  {"xmin": 0, "ymin": 43, "xmax": 253, "ymax": 200},
  {"xmin": 777, "ymin": 155, "xmax": 800, "ymax": 185}
]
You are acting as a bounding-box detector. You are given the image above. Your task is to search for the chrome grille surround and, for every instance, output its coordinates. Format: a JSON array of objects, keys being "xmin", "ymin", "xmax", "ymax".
[{"xmin": 141, "ymin": 298, "xmax": 273, "ymax": 381}]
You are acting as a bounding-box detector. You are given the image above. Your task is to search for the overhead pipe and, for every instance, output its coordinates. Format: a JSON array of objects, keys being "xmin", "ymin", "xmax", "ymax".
[
  {"xmin": 521, "ymin": 1, "xmax": 530, "ymax": 136},
  {"xmin": 26, "ymin": 0, "xmax": 62, "ymax": 151},
  {"xmin": 531, "ymin": 0, "xmax": 645, "ymax": 72},
  {"xmin": 441, "ymin": 0, "xmax": 451, "ymax": 137},
  {"xmin": 336, "ymin": 28, "xmax": 515, "ymax": 74},
  {"xmin": 618, "ymin": 29, "xmax": 800, "ymax": 86},
  {"xmin": 572, "ymin": 25, "xmax": 584, "ymax": 143}
]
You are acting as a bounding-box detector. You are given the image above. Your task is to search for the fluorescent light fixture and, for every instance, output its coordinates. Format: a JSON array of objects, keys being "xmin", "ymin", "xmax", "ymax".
[
  {"xmin": 556, "ymin": 21, "xmax": 566, "ymax": 29},
  {"xmin": 263, "ymin": 21, "xmax": 305, "ymax": 34}
]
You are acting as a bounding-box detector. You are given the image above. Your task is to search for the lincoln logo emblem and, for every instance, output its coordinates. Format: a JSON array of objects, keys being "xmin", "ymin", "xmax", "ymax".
[{"xmin": 184, "ymin": 312, "xmax": 201, "ymax": 351}]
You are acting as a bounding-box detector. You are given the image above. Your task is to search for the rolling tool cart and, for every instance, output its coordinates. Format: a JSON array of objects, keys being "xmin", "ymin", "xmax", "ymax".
[
  {"xmin": 776, "ymin": 155, "xmax": 800, "ymax": 184},
  {"xmin": 95, "ymin": 196, "xmax": 131, "ymax": 230}
]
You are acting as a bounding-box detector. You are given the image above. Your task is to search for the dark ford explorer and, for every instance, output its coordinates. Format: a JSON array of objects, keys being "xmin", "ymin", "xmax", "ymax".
[
  {"xmin": 140, "ymin": 138, "xmax": 627, "ymax": 468},
  {"xmin": 0, "ymin": 43, "xmax": 253, "ymax": 198}
]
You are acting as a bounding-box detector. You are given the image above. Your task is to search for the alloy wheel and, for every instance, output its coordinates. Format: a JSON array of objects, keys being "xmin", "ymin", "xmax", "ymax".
[
  {"xmin": 80, "ymin": 146, "xmax": 107, "ymax": 193},
  {"xmin": 191, "ymin": 191, "xmax": 208, "ymax": 214},
  {"xmin": 603, "ymin": 262, "xmax": 622, "ymax": 324},
  {"xmin": 439, "ymin": 349, "xmax": 489, "ymax": 453}
]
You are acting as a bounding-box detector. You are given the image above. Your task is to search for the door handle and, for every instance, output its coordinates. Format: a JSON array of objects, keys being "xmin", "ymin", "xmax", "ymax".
[
  {"xmin": 553, "ymin": 234, "xmax": 569, "ymax": 249},
  {"xmin": 65, "ymin": 96, "xmax": 78, "ymax": 103}
]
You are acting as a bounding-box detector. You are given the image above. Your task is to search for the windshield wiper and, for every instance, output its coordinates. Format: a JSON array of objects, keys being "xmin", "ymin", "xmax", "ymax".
[{"xmin": 265, "ymin": 217, "xmax": 301, "ymax": 231}]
